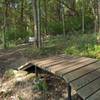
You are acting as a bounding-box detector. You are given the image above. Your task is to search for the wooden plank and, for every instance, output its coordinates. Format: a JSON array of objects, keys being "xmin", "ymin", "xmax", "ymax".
[
  {"xmin": 55, "ymin": 58, "xmax": 97, "ymax": 76},
  {"xmin": 32, "ymin": 54, "xmax": 66, "ymax": 64},
  {"xmin": 86, "ymin": 90, "xmax": 100, "ymax": 100},
  {"xmin": 63, "ymin": 61, "xmax": 100, "ymax": 83},
  {"xmin": 32, "ymin": 54, "xmax": 79, "ymax": 66},
  {"xmin": 30, "ymin": 54, "xmax": 66, "ymax": 64},
  {"xmin": 77, "ymin": 78, "xmax": 100, "ymax": 99},
  {"xmin": 18, "ymin": 63, "xmax": 33, "ymax": 70},
  {"xmin": 35, "ymin": 56, "xmax": 75, "ymax": 67},
  {"xmin": 44, "ymin": 57, "xmax": 88, "ymax": 72},
  {"xmin": 33, "ymin": 56, "xmax": 62, "ymax": 65},
  {"xmin": 40, "ymin": 56, "xmax": 80, "ymax": 69},
  {"xmin": 40, "ymin": 58, "xmax": 75, "ymax": 69},
  {"xmin": 50, "ymin": 57, "xmax": 91, "ymax": 73},
  {"xmin": 19, "ymin": 54, "xmax": 77, "ymax": 71},
  {"xmin": 18, "ymin": 55, "xmax": 62, "ymax": 70},
  {"xmin": 58, "ymin": 58, "xmax": 97, "ymax": 76},
  {"xmin": 33, "ymin": 55, "xmax": 58, "ymax": 62},
  {"xmin": 71, "ymin": 68, "xmax": 100, "ymax": 90},
  {"xmin": 47, "ymin": 57, "xmax": 86, "ymax": 67}
]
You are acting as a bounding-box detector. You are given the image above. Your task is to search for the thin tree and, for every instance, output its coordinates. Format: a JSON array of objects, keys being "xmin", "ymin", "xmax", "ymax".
[
  {"xmin": 32, "ymin": 0, "xmax": 41, "ymax": 48},
  {"xmin": 82, "ymin": 0, "xmax": 85, "ymax": 33},
  {"xmin": 94, "ymin": 0, "xmax": 99, "ymax": 33},
  {"xmin": 44, "ymin": 0, "xmax": 48, "ymax": 35},
  {"xmin": 3, "ymin": 0, "xmax": 8, "ymax": 49},
  {"xmin": 32, "ymin": 0, "xmax": 38, "ymax": 47},
  {"xmin": 61, "ymin": 0, "xmax": 65, "ymax": 37},
  {"xmin": 20, "ymin": 0, "xmax": 24, "ymax": 23},
  {"xmin": 98, "ymin": 0, "xmax": 100, "ymax": 32},
  {"xmin": 37, "ymin": 0, "xmax": 41, "ymax": 48}
]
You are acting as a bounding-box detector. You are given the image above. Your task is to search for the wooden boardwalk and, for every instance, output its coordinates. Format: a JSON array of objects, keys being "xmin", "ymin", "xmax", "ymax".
[{"xmin": 19, "ymin": 54, "xmax": 100, "ymax": 100}]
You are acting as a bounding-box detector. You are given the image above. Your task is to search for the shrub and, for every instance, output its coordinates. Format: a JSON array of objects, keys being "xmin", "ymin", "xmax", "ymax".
[
  {"xmin": 3, "ymin": 69, "xmax": 15, "ymax": 80},
  {"xmin": 46, "ymin": 15, "xmax": 93, "ymax": 35},
  {"xmin": 34, "ymin": 78, "xmax": 48, "ymax": 91}
]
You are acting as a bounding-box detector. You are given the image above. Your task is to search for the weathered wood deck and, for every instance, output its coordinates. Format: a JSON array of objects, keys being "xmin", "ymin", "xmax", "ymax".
[{"xmin": 18, "ymin": 54, "xmax": 100, "ymax": 100}]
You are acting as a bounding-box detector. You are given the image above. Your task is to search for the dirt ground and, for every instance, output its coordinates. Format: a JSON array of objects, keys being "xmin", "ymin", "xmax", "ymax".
[
  {"xmin": 0, "ymin": 45, "xmax": 81, "ymax": 100},
  {"xmin": 0, "ymin": 44, "xmax": 32, "ymax": 77}
]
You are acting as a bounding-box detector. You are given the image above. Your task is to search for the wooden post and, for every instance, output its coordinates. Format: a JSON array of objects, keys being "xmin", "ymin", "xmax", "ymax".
[
  {"xmin": 67, "ymin": 83, "xmax": 72, "ymax": 100},
  {"xmin": 35, "ymin": 65, "xmax": 38, "ymax": 77}
]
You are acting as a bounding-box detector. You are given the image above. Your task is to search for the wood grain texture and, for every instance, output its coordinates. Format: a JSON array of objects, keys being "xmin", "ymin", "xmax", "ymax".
[
  {"xmin": 71, "ymin": 68, "xmax": 100, "ymax": 90},
  {"xmin": 57, "ymin": 58, "xmax": 97, "ymax": 76},
  {"xmin": 86, "ymin": 90, "xmax": 100, "ymax": 100},
  {"xmin": 63, "ymin": 61, "xmax": 100, "ymax": 83},
  {"xmin": 77, "ymin": 78, "xmax": 100, "ymax": 99}
]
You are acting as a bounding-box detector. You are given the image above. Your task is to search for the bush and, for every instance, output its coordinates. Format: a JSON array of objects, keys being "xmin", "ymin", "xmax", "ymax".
[
  {"xmin": 3, "ymin": 69, "xmax": 15, "ymax": 80},
  {"xmin": 6, "ymin": 29, "xmax": 30, "ymax": 45},
  {"xmin": 34, "ymin": 78, "xmax": 48, "ymax": 91},
  {"xmin": 47, "ymin": 21, "xmax": 63, "ymax": 35},
  {"xmin": 46, "ymin": 16, "xmax": 93, "ymax": 35},
  {"xmin": 64, "ymin": 33, "xmax": 98, "ymax": 57}
]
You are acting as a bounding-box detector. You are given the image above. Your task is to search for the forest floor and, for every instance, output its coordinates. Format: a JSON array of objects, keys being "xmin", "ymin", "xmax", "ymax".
[{"xmin": 0, "ymin": 44, "xmax": 81, "ymax": 100}]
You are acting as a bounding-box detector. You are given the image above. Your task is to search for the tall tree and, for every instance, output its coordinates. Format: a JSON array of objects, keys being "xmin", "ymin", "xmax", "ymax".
[
  {"xmin": 98, "ymin": 0, "xmax": 100, "ymax": 32},
  {"xmin": 44, "ymin": 0, "xmax": 48, "ymax": 35},
  {"xmin": 32, "ymin": 0, "xmax": 41, "ymax": 48},
  {"xmin": 3, "ymin": 0, "xmax": 9, "ymax": 48},
  {"xmin": 82, "ymin": 0, "xmax": 85, "ymax": 33},
  {"xmin": 93, "ymin": 0, "xmax": 99, "ymax": 32},
  {"xmin": 61, "ymin": 0, "xmax": 65, "ymax": 36},
  {"xmin": 37, "ymin": 0, "xmax": 41, "ymax": 48},
  {"xmin": 32, "ymin": 0, "xmax": 38, "ymax": 47}
]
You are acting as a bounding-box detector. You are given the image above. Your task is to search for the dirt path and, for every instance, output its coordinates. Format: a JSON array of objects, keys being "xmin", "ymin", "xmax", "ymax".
[{"xmin": 0, "ymin": 44, "xmax": 33, "ymax": 77}]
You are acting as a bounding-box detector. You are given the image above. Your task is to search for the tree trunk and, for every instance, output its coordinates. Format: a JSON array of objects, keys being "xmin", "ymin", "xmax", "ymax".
[
  {"xmin": 3, "ymin": 0, "xmax": 8, "ymax": 49},
  {"xmin": 82, "ymin": 0, "xmax": 85, "ymax": 33},
  {"xmin": 98, "ymin": 0, "xmax": 100, "ymax": 32},
  {"xmin": 61, "ymin": 0, "xmax": 65, "ymax": 37},
  {"xmin": 37, "ymin": 0, "xmax": 41, "ymax": 48},
  {"xmin": 21, "ymin": 0, "xmax": 24, "ymax": 23},
  {"xmin": 32, "ymin": 0, "xmax": 38, "ymax": 47},
  {"xmin": 94, "ymin": 0, "xmax": 99, "ymax": 33},
  {"xmin": 32, "ymin": 0, "xmax": 41, "ymax": 48},
  {"xmin": 44, "ymin": 0, "xmax": 48, "ymax": 35},
  {"xmin": 57, "ymin": 0, "xmax": 62, "ymax": 21}
]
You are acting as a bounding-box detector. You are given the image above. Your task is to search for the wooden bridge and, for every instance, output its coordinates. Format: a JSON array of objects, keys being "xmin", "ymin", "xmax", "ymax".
[{"xmin": 18, "ymin": 54, "xmax": 100, "ymax": 100}]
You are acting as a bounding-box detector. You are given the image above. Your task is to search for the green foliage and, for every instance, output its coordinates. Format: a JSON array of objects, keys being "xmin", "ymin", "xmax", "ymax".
[
  {"xmin": 0, "ymin": 0, "xmax": 98, "ymax": 49},
  {"xmin": 47, "ymin": 21, "xmax": 63, "ymax": 35},
  {"xmin": 46, "ymin": 15, "xmax": 93, "ymax": 35},
  {"xmin": 6, "ymin": 29, "xmax": 29, "ymax": 42},
  {"xmin": 34, "ymin": 78, "xmax": 48, "ymax": 91},
  {"xmin": 64, "ymin": 33, "xmax": 98, "ymax": 58},
  {"xmin": 18, "ymin": 96, "xmax": 24, "ymax": 100},
  {"xmin": 4, "ymin": 69, "xmax": 15, "ymax": 80},
  {"xmin": 24, "ymin": 45, "xmax": 62, "ymax": 58},
  {"xmin": 24, "ymin": 33, "xmax": 100, "ymax": 59},
  {"xmin": 65, "ymin": 16, "xmax": 82, "ymax": 32}
]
